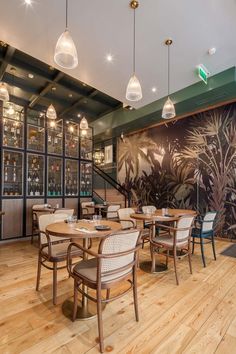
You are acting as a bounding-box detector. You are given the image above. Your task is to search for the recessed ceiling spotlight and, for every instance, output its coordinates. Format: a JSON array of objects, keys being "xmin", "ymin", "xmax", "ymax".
[
  {"xmin": 24, "ymin": 0, "xmax": 32, "ymax": 5},
  {"xmin": 77, "ymin": 113, "xmax": 81, "ymax": 118},
  {"xmin": 68, "ymin": 93, "xmax": 73, "ymax": 98},
  {"xmin": 28, "ymin": 73, "xmax": 34, "ymax": 79},
  {"xmin": 152, "ymin": 87, "xmax": 157, "ymax": 93},
  {"xmin": 208, "ymin": 47, "xmax": 216, "ymax": 56},
  {"xmin": 106, "ymin": 54, "xmax": 113, "ymax": 62},
  {"xmin": 82, "ymin": 83, "xmax": 87, "ymax": 87},
  {"xmin": 51, "ymin": 86, "xmax": 56, "ymax": 91}
]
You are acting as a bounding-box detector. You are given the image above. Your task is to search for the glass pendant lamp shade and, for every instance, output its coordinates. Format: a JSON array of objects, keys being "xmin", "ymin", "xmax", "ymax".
[
  {"xmin": 7, "ymin": 103, "xmax": 15, "ymax": 115},
  {"xmin": 162, "ymin": 96, "xmax": 176, "ymax": 119},
  {"xmin": 46, "ymin": 104, "xmax": 57, "ymax": 120},
  {"xmin": 0, "ymin": 82, "xmax": 9, "ymax": 101},
  {"xmin": 54, "ymin": 29, "xmax": 78, "ymax": 69},
  {"xmin": 80, "ymin": 117, "xmax": 88, "ymax": 130},
  {"xmin": 126, "ymin": 74, "xmax": 142, "ymax": 101}
]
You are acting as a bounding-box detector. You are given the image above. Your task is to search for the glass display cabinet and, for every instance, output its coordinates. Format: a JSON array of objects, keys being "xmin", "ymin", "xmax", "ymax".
[
  {"xmin": 2, "ymin": 150, "xmax": 23, "ymax": 196},
  {"xmin": 65, "ymin": 159, "xmax": 78, "ymax": 196},
  {"xmin": 80, "ymin": 162, "xmax": 92, "ymax": 196},
  {"xmin": 2, "ymin": 102, "xmax": 24, "ymax": 149},
  {"xmin": 47, "ymin": 156, "xmax": 62, "ymax": 196},
  {"xmin": 27, "ymin": 109, "xmax": 45, "ymax": 152},
  {"xmin": 80, "ymin": 127, "xmax": 93, "ymax": 160},
  {"xmin": 27, "ymin": 154, "xmax": 44, "ymax": 196},
  {"xmin": 47, "ymin": 120, "xmax": 63, "ymax": 155},
  {"xmin": 65, "ymin": 122, "xmax": 79, "ymax": 158}
]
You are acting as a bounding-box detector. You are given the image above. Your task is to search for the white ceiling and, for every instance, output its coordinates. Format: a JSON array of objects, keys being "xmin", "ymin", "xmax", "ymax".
[{"xmin": 0, "ymin": 0, "xmax": 236, "ymax": 109}]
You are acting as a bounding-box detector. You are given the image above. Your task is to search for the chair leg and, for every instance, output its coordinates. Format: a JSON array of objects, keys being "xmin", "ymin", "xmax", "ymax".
[
  {"xmin": 106, "ymin": 289, "xmax": 110, "ymax": 301},
  {"xmin": 133, "ymin": 268, "xmax": 139, "ymax": 322},
  {"xmin": 212, "ymin": 235, "xmax": 217, "ymax": 261},
  {"xmin": 36, "ymin": 253, "xmax": 42, "ymax": 291},
  {"xmin": 53, "ymin": 262, "xmax": 58, "ymax": 305},
  {"xmin": 192, "ymin": 238, "xmax": 195, "ymax": 254},
  {"xmin": 173, "ymin": 248, "xmax": 179, "ymax": 285},
  {"xmin": 166, "ymin": 250, "xmax": 169, "ymax": 268},
  {"xmin": 200, "ymin": 238, "xmax": 206, "ymax": 267},
  {"xmin": 188, "ymin": 245, "xmax": 193, "ymax": 275},
  {"xmin": 97, "ymin": 288, "xmax": 104, "ymax": 353},
  {"xmin": 72, "ymin": 279, "xmax": 78, "ymax": 321}
]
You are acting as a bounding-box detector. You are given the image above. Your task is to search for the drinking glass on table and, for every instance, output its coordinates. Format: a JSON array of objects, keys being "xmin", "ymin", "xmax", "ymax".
[{"xmin": 93, "ymin": 214, "xmax": 102, "ymax": 225}]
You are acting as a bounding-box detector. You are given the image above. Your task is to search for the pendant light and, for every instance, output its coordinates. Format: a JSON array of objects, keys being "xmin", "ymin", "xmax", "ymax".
[
  {"xmin": 0, "ymin": 82, "xmax": 9, "ymax": 101},
  {"xmin": 80, "ymin": 117, "xmax": 88, "ymax": 130},
  {"xmin": 46, "ymin": 104, "xmax": 57, "ymax": 120},
  {"xmin": 126, "ymin": 1, "xmax": 142, "ymax": 102},
  {"xmin": 162, "ymin": 39, "xmax": 176, "ymax": 119},
  {"xmin": 54, "ymin": 0, "xmax": 78, "ymax": 69}
]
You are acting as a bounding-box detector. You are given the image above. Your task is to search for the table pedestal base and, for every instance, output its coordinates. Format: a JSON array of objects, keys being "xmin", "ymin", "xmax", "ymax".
[
  {"xmin": 62, "ymin": 299, "xmax": 106, "ymax": 321},
  {"xmin": 139, "ymin": 261, "xmax": 168, "ymax": 274}
]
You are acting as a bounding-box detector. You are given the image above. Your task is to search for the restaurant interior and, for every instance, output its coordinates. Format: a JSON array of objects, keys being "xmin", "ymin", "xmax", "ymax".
[{"xmin": 0, "ymin": 1, "xmax": 236, "ymax": 353}]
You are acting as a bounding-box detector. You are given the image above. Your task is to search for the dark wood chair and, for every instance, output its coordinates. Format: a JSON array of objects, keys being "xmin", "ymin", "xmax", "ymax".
[
  {"xmin": 80, "ymin": 201, "xmax": 95, "ymax": 219},
  {"xmin": 67, "ymin": 229, "xmax": 142, "ymax": 353},
  {"xmin": 102, "ymin": 203, "xmax": 121, "ymax": 221},
  {"xmin": 36, "ymin": 213, "xmax": 82, "ymax": 305},
  {"xmin": 191, "ymin": 211, "xmax": 217, "ymax": 267},
  {"xmin": 150, "ymin": 215, "xmax": 195, "ymax": 285}
]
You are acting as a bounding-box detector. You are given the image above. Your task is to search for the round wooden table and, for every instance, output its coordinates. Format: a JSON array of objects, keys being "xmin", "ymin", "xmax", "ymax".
[
  {"xmin": 131, "ymin": 209, "xmax": 197, "ymax": 273},
  {"xmin": 46, "ymin": 219, "xmax": 121, "ymax": 320}
]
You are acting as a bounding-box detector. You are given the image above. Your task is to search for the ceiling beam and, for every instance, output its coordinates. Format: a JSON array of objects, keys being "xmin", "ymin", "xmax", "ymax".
[
  {"xmin": 28, "ymin": 71, "xmax": 64, "ymax": 108},
  {"xmin": 59, "ymin": 89, "xmax": 98, "ymax": 117},
  {"xmin": 0, "ymin": 45, "xmax": 15, "ymax": 81},
  {"xmin": 0, "ymin": 55, "xmax": 119, "ymax": 108}
]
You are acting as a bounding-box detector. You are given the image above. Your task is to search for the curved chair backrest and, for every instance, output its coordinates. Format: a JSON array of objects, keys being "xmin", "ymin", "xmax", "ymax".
[
  {"xmin": 32, "ymin": 204, "xmax": 46, "ymax": 210},
  {"xmin": 54, "ymin": 209, "xmax": 74, "ymax": 217},
  {"xmin": 99, "ymin": 229, "xmax": 141, "ymax": 278},
  {"xmin": 176, "ymin": 215, "xmax": 195, "ymax": 242},
  {"xmin": 202, "ymin": 212, "xmax": 217, "ymax": 232},
  {"xmin": 106, "ymin": 204, "xmax": 121, "ymax": 219},
  {"xmin": 81, "ymin": 201, "xmax": 95, "ymax": 215},
  {"xmin": 118, "ymin": 208, "xmax": 136, "ymax": 229},
  {"xmin": 38, "ymin": 213, "xmax": 69, "ymax": 244},
  {"xmin": 142, "ymin": 205, "xmax": 156, "ymax": 214}
]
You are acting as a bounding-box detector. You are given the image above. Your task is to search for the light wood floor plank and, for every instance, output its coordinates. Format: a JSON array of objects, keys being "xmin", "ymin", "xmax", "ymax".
[{"xmin": 0, "ymin": 239, "xmax": 235, "ymax": 353}]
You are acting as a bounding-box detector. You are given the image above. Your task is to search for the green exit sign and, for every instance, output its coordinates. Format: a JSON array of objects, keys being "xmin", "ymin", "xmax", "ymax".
[{"xmin": 198, "ymin": 64, "xmax": 210, "ymax": 85}]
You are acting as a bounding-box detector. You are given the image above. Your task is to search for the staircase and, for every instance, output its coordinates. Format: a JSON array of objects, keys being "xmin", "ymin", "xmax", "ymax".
[{"xmin": 93, "ymin": 164, "xmax": 131, "ymax": 208}]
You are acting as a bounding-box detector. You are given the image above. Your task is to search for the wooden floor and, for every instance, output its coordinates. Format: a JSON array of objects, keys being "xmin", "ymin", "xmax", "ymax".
[{"xmin": 1, "ymin": 239, "xmax": 236, "ymax": 354}]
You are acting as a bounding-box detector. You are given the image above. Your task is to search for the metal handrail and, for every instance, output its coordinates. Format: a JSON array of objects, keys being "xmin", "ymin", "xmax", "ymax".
[{"xmin": 93, "ymin": 164, "xmax": 131, "ymax": 207}]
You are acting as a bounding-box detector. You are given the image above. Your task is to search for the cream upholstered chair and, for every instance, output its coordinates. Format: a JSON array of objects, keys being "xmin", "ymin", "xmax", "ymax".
[
  {"xmin": 54, "ymin": 208, "xmax": 74, "ymax": 217},
  {"xmin": 104, "ymin": 204, "xmax": 121, "ymax": 220},
  {"xmin": 36, "ymin": 213, "xmax": 82, "ymax": 305},
  {"xmin": 31, "ymin": 204, "xmax": 53, "ymax": 244},
  {"xmin": 142, "ymin": 205, "xmax": 157, "ymax": 214},
  {"xmin": 118, "ymin": 208, "xmax": 150, "ymax": 247},
  {"xmin": 142, "ymin": 205, "xmax": 157, "ymax": 230},
  {"xmin": 81, "ymin": 201, "xmax": 95, "ymax": 219},
  {"xmin": 67, "ymin": 229, "xmax": 142, "ymax": 353},
  {"xmin": 150, "ymin": 215, "xmax": 195, "ymax": 285}
]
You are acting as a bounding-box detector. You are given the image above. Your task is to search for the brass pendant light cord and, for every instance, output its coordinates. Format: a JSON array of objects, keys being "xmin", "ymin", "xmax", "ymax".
[
  {"xmin": 66, "ymin": 0, "xmax": 68, "ymax": 29},
  {"xmin": 167, "ymin": 43, "xmax": 170, "ymax": 96},
  {"xmin": 133, "ymin": 8, "xmax": 136, "ymax": 74}
]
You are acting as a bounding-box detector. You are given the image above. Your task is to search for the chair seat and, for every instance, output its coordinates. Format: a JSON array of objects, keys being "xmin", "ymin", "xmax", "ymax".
[
  {"xmin": 73, "ymin": 258, "xmax": 132, "ymax": 283},
  {"xmin": 192, "ymin": 228, "xmax": 213, "ymax": 238},
  {"xmin": 152, "ymin": 235, "xmax": 187, "ymax": 247},
  {"xmin": 42, "ymin": 242, "xmax": 82, "ymax": 261}
]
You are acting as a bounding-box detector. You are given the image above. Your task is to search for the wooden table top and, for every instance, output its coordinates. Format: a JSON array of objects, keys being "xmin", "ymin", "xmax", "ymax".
[
  {"xmin": 131, "ymin": 208, "xmax": 197, "ymax": 222},
  {"xmin": 46, "ymin": 219, "xmax": 121, "ymax": 239}
]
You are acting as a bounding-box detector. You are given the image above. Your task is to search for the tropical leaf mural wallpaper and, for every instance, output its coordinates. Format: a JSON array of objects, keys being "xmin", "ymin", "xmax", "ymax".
[{"xmin": 118, "ymin": 103, "xmax": 236, "ymax": 239}]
